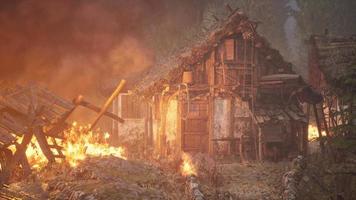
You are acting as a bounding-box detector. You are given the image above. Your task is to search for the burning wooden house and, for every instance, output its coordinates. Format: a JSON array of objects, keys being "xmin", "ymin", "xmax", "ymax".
[{"xmin": 111, "ymin": 10, "xmax": 309, "ymax": 161}]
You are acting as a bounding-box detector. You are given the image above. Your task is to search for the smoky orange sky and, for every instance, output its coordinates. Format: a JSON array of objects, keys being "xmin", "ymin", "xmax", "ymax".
[{"xmin": 0, "ymin": 0, "xmax": 205, "ymax": 100}]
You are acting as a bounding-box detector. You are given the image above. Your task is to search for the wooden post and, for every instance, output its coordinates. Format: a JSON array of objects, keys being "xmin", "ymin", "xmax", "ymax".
[
  {"xmin": 254, "ymin": 125, "xmax": 259, "ymax": 160},
  {"xmin": 228, "ymin": 98, "xmax": 234, "ymax": 155},
  {"xmin": 258, "ymin": 127, "xmax": 263, "ymax": 161},
  {"xmin": 18, "ymin": 148, "xmax": 31, "ymax": 176},
  {"xmin": 148, "ymin": 103, "xmax": 154, "ymax": 147},
  {"xmin": 239, "ymin": 135, "xmax": 246, "ymax": 163},
  {"xmin": 34, "ymin": 126, "xmax": 55, "ymax": 163},
  {"xmin": 303, "ymin": 123, "xmax": 309, "ymax": 155},
  {"xmin": 208, "ymin": 96, "xmax": 214, "ymax": 156},
  {"xmin": 297, "ymin": 122, "xmax": 302, "ymax": 153},
  {"xmin": 158, "ymin": 96, "xmax": 168, "ymax": 157},
  {"xmin": 321, "ymin": 105, "xmax": 331, "ymax": 138},
  {"xmin": 242, "ymin": 39, "xmax": 247, "ymax": 98},
  {"xmin": 176, "ymin": 98, "xmax": 182, "ymax": 156},
  {"xmin": 313, "ymin": 104, "xmax": 325, "ymax": 154},
  {"xmin": 143, "ymin": 104, "xmax": 148, "ymax": 156}
]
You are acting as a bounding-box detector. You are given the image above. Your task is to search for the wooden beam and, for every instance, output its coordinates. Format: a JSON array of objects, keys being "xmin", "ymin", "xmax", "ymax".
[
  {"xmin": 18, "ymin": 148, "xmax": 31, "ymax": 176},
  {"xmin": 313, "ymin": 104, "xmax": 325, "ymax": 154},
  {"xmin": 177, "ymin": 100, "xmax": 182, "ymax": 156},
  {"xmin": 208, "ymin": 96, "xmax": 214, "ymax": 156},
  {"xmin": 258, "ymin": 127, "xmax": 263, "ymax": 161},
  {"xmin": 89, "ymin": 80, "xmax": 126, "ymax": 131},
  {"xmin": 34, "ymin": 126, "xmax": 55, "ymax": 163},
  {"xmin": 73, "ymin": 96, "xmax": 124, "ymax": 123},
  {"xmin": 148, "ymin": 104, "xmax": 154, "ymax": 147}
]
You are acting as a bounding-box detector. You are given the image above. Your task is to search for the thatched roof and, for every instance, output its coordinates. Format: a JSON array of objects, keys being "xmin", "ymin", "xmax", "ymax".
[
  {"xmin": 309, "ymin": 34, "xmax": 356, "ymax": 81},
  {"xmin": 253, "ymin": 104, "xmax": 307, "ymax": 125},
  {"xmin": 135, "ymin": 10, "xmax": 293, "ymax": 96}
]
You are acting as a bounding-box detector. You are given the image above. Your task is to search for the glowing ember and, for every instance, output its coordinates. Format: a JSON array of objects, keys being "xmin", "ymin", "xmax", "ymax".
[
  {"xmin": 10, "ymin": 122, "xmax": 127, "ymax": 170},
  {"xmin": 180, "ymin": 153, "xmax": 197, "ymax": 177},
  {"xmin": 308, "ymin": 124, "xmax": 326, "ymax": 141}
]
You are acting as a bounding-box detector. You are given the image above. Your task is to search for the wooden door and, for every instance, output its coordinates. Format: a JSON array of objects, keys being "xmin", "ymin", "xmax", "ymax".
[{"xmin": 181, "ymin": 100, "xmax": 209, "ymax": 152}]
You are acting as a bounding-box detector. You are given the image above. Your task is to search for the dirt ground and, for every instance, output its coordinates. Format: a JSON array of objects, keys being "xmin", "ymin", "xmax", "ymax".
[
  {"xmin": 4, "ymin": 155, "xmax": 290, "ymax": 200},
  {"xmin": 211, "ymin": 161, "xmax": 288, "ymax": 200},
  {"xmin": 7, "ymin": 156, "xmax": 186, "ymax": 200}
]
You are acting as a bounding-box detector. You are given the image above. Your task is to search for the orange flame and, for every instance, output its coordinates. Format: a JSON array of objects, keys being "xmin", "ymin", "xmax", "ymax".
[
  {"xmin": 10, "ymin": 121, "xmax": 127, "ymax": 170},
  {"xmin": 63, "ymin": 122, "xmax": 127, "ymax": 167},
  {"xmin": 308, "ymin": 124, "xmax": 326, "ymax": 141},
  {"xmin": 180, "ymin": 153, "xmax": 197, "ymax": 177}
]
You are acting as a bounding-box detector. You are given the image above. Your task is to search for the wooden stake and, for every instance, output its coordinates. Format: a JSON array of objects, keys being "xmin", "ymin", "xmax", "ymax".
[{"xmin": 89, "ymin": 80, "xmax": 126, "ymax": 131}]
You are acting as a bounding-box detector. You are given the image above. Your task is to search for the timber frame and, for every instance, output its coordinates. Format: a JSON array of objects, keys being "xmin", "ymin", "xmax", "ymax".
[{"xmin": 133, "ymin": 9, "xmax": 309, "ymax": 161}]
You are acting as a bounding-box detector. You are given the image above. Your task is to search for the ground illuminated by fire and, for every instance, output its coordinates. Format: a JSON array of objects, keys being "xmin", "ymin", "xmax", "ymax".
[{"xmin": 11, "ymin": 122, "xmax": 127, "ymax": 170}]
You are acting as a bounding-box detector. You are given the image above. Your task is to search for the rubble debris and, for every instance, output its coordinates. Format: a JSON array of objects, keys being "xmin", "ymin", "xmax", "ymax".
[
  {"xmin": 282, "ymin": 156, "xmax": 306, "ymax": 200},
  {"xmin": 212, "ymin": 161, "xmax": 288, "ymax": 200},
  {"xmin": 0, "ymin": 184, "xmax": 35, "ymax": 200},
  {"xmin": 0, "ymin": 83, "xmax": 75, "ymax": 183},
  {"xmin": 0, "ymin": 82, "xmax": 125, "ymax": 183},
  {"xmin": 9, "ymin": 156, "xmax": 186, "ymax": 200},
  {"xmin": 185, "ymin": 175, "xmax": 205, "ymax": 200}
]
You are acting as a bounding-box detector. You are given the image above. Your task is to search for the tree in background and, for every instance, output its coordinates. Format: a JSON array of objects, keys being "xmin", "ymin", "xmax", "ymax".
[
  {"xmin": 283, "ymin": 0, "xmax": 356, "ymax": 80},
  {"xmin": 294, "ymin": 0, "xmax": 356, "ymax": 37},
  {"xmin": 327, "ymin": 64, "xmax": 356, "ymax": 149}
]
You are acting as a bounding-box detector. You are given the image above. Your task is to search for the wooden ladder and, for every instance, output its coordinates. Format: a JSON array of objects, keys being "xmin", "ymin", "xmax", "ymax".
[{"xmin": 242, "ymin": 39, "xmax": 254, "ymax": 99}]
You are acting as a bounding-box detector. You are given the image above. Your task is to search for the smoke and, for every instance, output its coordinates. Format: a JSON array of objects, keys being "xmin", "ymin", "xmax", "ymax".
[
  {"xmin": 0, "ymin": 0, "xmax": 198, "ymax": 99},
  {"xmin": 5, "ymin": 0, "xmax": 293, "ymax": 100}
]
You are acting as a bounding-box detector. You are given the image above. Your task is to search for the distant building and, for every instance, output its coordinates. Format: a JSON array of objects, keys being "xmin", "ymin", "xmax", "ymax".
[
  {"xmin": 307, "ymin": 34, "xmax": 356, "ymax": 132},
  {"xmin": 308, "ymin": 34, "xmax": 356, "ymax": 91}
]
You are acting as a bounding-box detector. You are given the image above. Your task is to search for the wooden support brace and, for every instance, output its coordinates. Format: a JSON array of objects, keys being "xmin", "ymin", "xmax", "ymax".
[
  {"xmin": 0, "ymin": 131, "xmax": 33, "ymax": 183},
  {"xmin": 17, "ymin": 148, "xmax": 31, "ymax": 177},
  {"xmin": 34, "ymin": 126, "xmax": 55, "ymax": 163}
]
